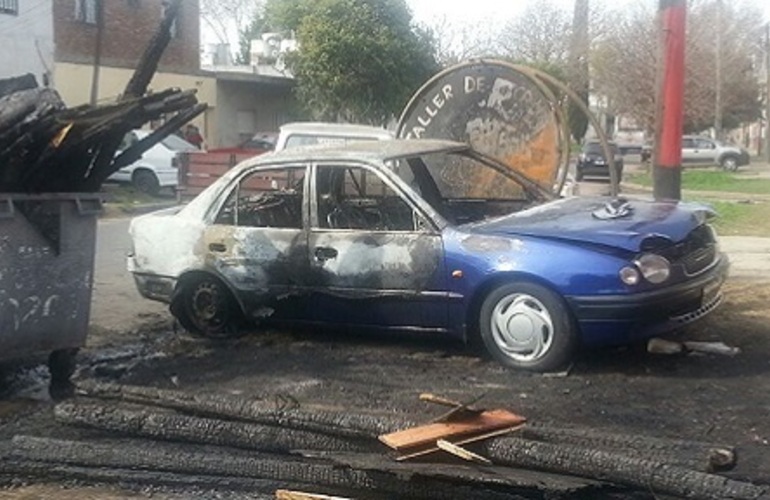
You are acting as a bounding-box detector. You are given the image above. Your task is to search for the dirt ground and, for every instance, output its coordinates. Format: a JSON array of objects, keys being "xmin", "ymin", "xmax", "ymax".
[{"xmin": 1, "ymin": 274, "xmax": 770, "ymax": 499}]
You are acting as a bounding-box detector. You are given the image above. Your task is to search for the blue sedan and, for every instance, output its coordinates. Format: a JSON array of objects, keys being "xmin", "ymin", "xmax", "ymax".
[{"xmin": 128, "ymin": 140, "xmax": 728, "ymax": 371}]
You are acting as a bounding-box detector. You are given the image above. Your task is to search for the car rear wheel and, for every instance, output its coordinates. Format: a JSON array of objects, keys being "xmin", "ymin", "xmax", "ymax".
[
  {"xmin": 479, "ymin": 282, "xmax": 577, "ymax": 372},
  {"xmin": 174, "ymin": 275, "xmax": 242, "ymax": 339},
  {"xmin": 132, "ymin": 169, "xmax": 161, "ymax": 196},
  {"xmin": 720, "ymin": 156, "xmax": 739, "ymax": 172}
]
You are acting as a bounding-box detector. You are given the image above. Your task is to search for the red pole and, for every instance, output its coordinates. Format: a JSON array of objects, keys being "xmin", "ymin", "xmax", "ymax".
[{"xmin": 654, "ymin": 0, "xmax": 687, "ymax": 201}]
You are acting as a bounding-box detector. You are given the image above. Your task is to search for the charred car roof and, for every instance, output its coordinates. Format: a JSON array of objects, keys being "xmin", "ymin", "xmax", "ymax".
[{"xmin": 239, "ymin": 139, "xmax": 471, "ymax": 168}]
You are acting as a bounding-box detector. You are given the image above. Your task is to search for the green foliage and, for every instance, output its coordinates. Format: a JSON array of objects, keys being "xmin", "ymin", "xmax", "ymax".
[
  {"xmin": 627, "ymin": 170, "xmax": 770, "ymax": 195},
  {"xmin": 236, "ymin": 13, "xmax": 268, "ymax": 65},
  {"xmin": 265, "ymin": 0, "xmax": 439, "ymax": 125},
  {"xmin": 706, "ymin": 200, "xmax": 770, "ymax": 237}
]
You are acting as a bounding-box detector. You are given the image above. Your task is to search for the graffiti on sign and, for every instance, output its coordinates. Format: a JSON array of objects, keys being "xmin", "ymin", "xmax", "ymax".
[{"xmin": 398, "ymin": 61, "xmax": 561, "ymax": 197}]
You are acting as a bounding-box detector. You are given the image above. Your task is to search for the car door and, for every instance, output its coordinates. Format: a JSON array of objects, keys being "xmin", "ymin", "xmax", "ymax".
[
  {"xmin": 681, "ymin": 137, "xmax": 697, "ymax": 164},
  {"xmin": 204, "ymin": 164, "xmax": 312, "ymax": 320},
  {"xmin": 694, "ymin": 138, "xmax": 717, "ymax": 164},
  {"xmin": 307, "ymin": 162, "xmax": 448, "ymax": 330}
]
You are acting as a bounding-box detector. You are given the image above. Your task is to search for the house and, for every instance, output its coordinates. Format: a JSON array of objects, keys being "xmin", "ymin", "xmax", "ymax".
[
  {"xmin": 0, "ymin": 0, "xmax": 55, "ymax": 85},
  {"xmin": 50, "ymin": 0, "xmax": 295, "ymax": 148}
]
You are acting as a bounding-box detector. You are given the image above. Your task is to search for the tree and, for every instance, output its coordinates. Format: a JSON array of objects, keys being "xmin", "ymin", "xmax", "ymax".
[
  {"xmin": 201, "ymin": 0, "xmax": 263, "ymax": 62},
  {"xmin": 592, "ymin": 0, "xmax": 764, "ymax": 134},
  {"xmin": 419, "ymin": 16, "xmax": 498, "ymax": 66},
  {"xmin": 496, "ymin": 1, "xmax": 571, "ymax": 67},
  {"xmin": 266, "ymin": 0, "xmax": 439, "ymax": 125},
  {"xmin": 568, "ymin": 0, "xmax": 590, "ymax": 142},
  {"xmin": 236, "ymin": 11, "xmax": 268, "ymax": 64}
]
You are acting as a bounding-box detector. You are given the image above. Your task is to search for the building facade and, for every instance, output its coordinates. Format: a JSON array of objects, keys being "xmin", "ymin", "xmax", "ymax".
[{"xmin": 0, "ymin": 0, "xmax": 55, "ymax": 85}]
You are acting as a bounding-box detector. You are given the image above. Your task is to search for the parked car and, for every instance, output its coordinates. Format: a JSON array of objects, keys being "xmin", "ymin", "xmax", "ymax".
[
  {"xmin": 640, "ymin": 136, "xmax": 750, "ymax": 171},
  {"xmin": 207, "ymin": 133, "xmax": 277, "ymax": 156},
  {"xmin": 128, "ymin": 140, "xmax": 728, "ymax": 372},
  {"xmin": 682, "ymin": 136, "xmax": 750, "ymax": 171},
  {"xmin": 108, "ymin": 130, "xmax": 198, "ymax": 195},
  {"xmin": 576, "ymin": 141, "xmax": 624, "ymax": 182},
  {"xmin": 274, "ymin": 122, "xmax": 393, "ymax": 150}
]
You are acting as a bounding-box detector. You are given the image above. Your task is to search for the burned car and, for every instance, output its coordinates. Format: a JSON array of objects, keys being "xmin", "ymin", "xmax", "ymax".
[{"xmin": 128, "ymin": 140, "xmax": 728, "ymax": 371}]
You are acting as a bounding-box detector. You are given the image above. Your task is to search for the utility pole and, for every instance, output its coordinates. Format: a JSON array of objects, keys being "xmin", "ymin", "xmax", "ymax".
[
  {"xmin": 654, "ymin": 0, "xmax": 687, "ymax": 201},
  {"xmin": 765, "ymin": 22, "xmax": 770, "ymax": 164},
  {"xmin": 713, "ymin": 0, "xmax": 723, "ymax": 140},
  {"xmin": 90, "ymin": 0, "xmax": 104, "ymax": 105}
]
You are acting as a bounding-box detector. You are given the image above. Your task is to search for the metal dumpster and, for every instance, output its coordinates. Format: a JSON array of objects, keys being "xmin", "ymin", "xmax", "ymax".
[{"xmin": 0, "ymin": 194, "xmax": 101, "ymax": 373}]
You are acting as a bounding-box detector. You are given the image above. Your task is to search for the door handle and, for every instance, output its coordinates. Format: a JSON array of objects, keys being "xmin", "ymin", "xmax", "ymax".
[
  {"xmin": 209, "ymin": 242, "xmax": 227, "ymax": 252},
  {"xmin": 314, "ymin": 246, "xmax": 338, "ymax": 262}
]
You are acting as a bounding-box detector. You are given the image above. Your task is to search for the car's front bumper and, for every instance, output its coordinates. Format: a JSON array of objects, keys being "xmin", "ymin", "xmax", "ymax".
[
  {"xmin": 567, "ymin": 253, "xmax": 729, "ymax": 345},
  {"xmin": 577, "ymin": 162, "xmax": 624, "ymax": 178}
]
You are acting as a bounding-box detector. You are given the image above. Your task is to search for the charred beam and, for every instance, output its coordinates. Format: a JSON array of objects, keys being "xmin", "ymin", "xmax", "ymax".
[
  {"xmin": 480, "ymin": 436, "xmax": 769, "ymax": 500},
  {"xmin": 7, "ymin": 436, "xmax": 527, "ymax": 500},
  {"xmin": 54, "ymin": 401, "xmax": 373, "ymax": 454},
  {"xmin": 519, "ymin": 424, "xmax": 736, "ymax": 472},
  {"xmin": 76, "ymin": 381, "xmax": 415, "ymax": 439},
  {"xmin": 108, "ymin": 103, "xmax": 207, "ymax": 173}
]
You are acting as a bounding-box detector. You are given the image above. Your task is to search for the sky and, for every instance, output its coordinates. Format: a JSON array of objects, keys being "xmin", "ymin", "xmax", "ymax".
[
  {"xmin": 202, "ymin": 0, "xmax": 770, "ymax": 59},
  {"xmin": 407, "ymin": 0, "xmax": 770, "ymax": 26}
]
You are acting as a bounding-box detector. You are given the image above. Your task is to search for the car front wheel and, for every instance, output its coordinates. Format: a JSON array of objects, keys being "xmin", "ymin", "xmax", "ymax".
[
  {"xmin": 720, "ymin": 156, "xmax": 739, "ymax": 172},
  {"xmin": 479, "ymin": 282, "xmax": 577, "ymax": 372}
]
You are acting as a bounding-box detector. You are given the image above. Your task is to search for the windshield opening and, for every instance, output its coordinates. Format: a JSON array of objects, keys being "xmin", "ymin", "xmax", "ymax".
[
  {"xmin": 397, "ymin": 151, "xmax": 545, "ymax": 226},
  {"xmin": 583, "ymin": 142, "xmax": 619, "ymax": 155}
]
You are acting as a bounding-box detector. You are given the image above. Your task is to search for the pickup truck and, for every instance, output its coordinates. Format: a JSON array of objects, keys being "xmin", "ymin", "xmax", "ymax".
[{"xmin": 641, "ymin": 136, "xmax": 750, "ymax": 171}]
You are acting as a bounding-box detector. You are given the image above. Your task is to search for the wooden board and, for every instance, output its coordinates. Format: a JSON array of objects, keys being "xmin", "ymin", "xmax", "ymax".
[
  {"xmin": 379, "ymin": 409, "xmax": 526, "ymax": 451},
  {"xmin": 395, "ymin": 425, "xmax": 525, "ymax": 461},
  {"xmin": 276, "ymin": 490, "xmax": 352, "ymax": 500}
]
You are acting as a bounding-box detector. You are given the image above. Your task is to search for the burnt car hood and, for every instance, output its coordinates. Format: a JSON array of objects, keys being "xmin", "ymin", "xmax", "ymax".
[{"xmin": 468, "ymin": 197, "xmax": 714, "ymax": 253}]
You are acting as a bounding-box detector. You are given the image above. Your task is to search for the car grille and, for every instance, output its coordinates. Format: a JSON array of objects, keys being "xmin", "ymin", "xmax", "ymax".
[{"xmin": 658, "ymin": 225, "xmax": 717, "ymax": 276}]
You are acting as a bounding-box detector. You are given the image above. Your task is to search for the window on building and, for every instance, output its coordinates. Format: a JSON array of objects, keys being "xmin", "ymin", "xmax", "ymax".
[
  {"xmin": 0, "ymin": 0, "xmax": 19, "ymax": 15},
  {"xmin": 75, "ymin": 0, "xmax": 98, "ymax": 24}
]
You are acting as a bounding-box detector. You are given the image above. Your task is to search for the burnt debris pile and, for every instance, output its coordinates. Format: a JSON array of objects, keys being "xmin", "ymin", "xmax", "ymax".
[
  {"xmin": 0, "ymin": 0, "xmax": 204, "ymax": 194},
  {"xmin": 2, "ymin": 381, "xmax": 767, "ymax": 500}
]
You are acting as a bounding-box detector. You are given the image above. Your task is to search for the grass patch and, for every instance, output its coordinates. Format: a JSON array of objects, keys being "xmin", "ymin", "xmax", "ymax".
[
  {"xmin": 698, "ymin": 200, "xmax": 770, "ymax": 237},
  {"xmin": 626, "ymin": 169, "xmax": 770, "ymax": 194}
]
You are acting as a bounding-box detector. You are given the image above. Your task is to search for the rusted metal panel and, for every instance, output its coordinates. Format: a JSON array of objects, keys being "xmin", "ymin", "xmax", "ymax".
[
  {"xmin": 0, "ymin": 194, "xmax": 101, "ymax": 360},
  {"xmin": 397, "ymin": 61, "xmax": 561, "ymax": 196}
]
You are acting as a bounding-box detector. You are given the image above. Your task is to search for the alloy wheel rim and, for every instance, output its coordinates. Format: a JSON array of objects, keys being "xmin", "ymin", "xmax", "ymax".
[{"xmin": 490, "ymin": 293, "xmax": 554, "ymax": 362}]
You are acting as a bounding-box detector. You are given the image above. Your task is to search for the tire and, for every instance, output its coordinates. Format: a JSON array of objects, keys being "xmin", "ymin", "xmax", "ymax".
[
  {"xmin": 132, "ymin": 169, "xmax": 161, "ymax": 196},
  {"xmin": 478, "ymin": 282, "xmax": 577, "ymax": 372},
  {"xmin": 172, "ymin": 275, "xmax": 242, "ymax": 339},
  {"xmin": 575, "ymin": 170, "xmax": 583, "ymax": 182},
  {"xmin": 719, "ymin": 156, "xmax": 739, "ymax": 172}
]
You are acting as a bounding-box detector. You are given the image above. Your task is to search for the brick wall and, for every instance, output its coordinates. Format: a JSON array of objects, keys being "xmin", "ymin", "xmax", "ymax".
[{"xmin": 54, "ymin": 0, "xmax": 200, "ymax": 74}]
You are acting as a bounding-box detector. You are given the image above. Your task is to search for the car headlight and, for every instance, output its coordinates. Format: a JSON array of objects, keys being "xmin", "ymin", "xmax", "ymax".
[
  {"xmin": 634, "ymin": 253, "xmax": 671, "ymax": 284},
  {"xmin": 619, "ymin": 266, "xmax": 640, "ymax": 285}
]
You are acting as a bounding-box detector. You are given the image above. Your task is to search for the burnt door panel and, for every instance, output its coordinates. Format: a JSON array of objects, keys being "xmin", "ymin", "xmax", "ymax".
[
  {"xmin": 205, "ymin": 165, "xmax": 312, "ymax": 321},
  {"xmin": 308, "ymin": 163, "xmax": 447, "ymax": 330}
]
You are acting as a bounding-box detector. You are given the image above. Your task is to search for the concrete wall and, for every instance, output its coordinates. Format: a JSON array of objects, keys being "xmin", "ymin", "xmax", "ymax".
[
  {"xmin": 215, "ymin": 79, "xmax": 294, "ymax": 147},
  {"xmin": 54, "ymin": 63, "xmax": 218, "ymax": 146},
  {"xmin": 53, "ymin": 0, "xmax": 199, "ymax": 74},
  {"xmin": 0, "ymin": 0, "xmax": 54, "ymax": 84}
]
